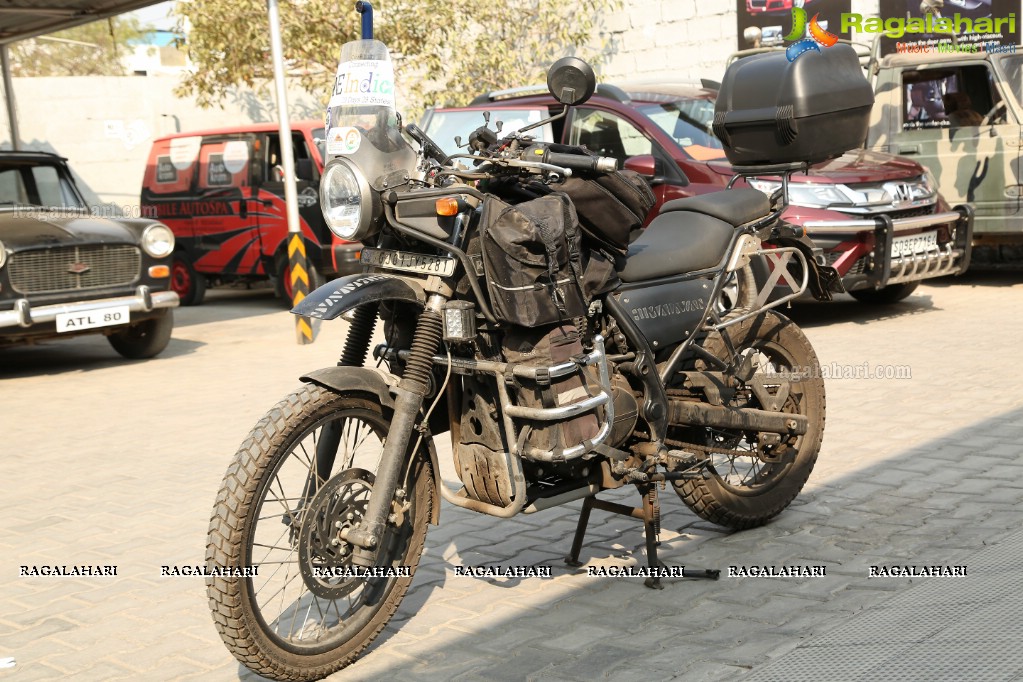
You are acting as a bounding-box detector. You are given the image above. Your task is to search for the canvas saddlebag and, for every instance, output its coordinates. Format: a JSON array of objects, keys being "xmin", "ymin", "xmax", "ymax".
[
  {"xmin": 479, "ymin": 192, "xmax": 589, "ymax": 328},
  {"xmin": 488, "ymin": 144, "xmax": 656, "ymax": 255}
]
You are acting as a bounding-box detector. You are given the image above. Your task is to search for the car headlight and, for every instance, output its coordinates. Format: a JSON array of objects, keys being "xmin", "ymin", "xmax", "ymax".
[
  {"xmin": 921, "ymin": 171, "xmax": 937, "ymax": 196},
  {"xmin": 0, "ymin": 239, "xmax": 6, "ymax": 269},
  {"xmin": 141, "ymin": 224, "xmax": 175, "ymax": 258},
  {"xmin": 321, "ymin": 158, "xmax": 374, "ymax": 241},
  {"xmin": 785, "ymin": 184, "xmax": 851, "ymax": 208},
  {"xmin": 747, "ymin": 178, "xmax": 782, "ymax": 196}
]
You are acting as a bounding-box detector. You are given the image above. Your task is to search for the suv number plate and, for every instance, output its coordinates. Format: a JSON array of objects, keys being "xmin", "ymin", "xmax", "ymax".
[
  {"xmin": 892, "ymin": 231, "xmax": 938, "ymax": 258},
  {"xmin": 56, "ymin": 305, "xmax": 130, "ymax": 333},
  {"xmin": 361, "ymin": 248, "xmax": 456, "ymax": 277}
]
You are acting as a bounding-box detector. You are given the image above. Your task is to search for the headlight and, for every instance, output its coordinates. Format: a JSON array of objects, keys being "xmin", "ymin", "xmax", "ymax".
[
  {"xmin": 749, "ymin": 177, "xmax": 852, "ymax": 209},
  {"xmin": 321, "ymin": 158, "xmax": 373, "ymax": 241},
  {"xmin": 141, "ymin": 224, "xmax": 175, "ymax": 258},
  {"xmin": 921, "ymin": 171, "xmax": 937, "ymax": 196},
  {"xmin": 0, "ymin": 239, "xmax": 6, "ymax": 269},
  {"xmin": 747, "ymin": 178, "xmax": 782, "ymax": 196},
  {"xmin": 785, "ymin": 184, "xmax": 851, "ymax": 208}
]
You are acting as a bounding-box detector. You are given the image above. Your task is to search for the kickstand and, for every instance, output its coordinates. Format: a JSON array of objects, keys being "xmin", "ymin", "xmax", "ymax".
[{"xmin": 564, "ymin": 484, "xmax": 720, "ymax": 588}]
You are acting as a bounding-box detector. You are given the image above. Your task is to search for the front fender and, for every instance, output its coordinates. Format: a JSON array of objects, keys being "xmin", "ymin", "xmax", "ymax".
[
  {"xmin": 299, "ymin": 365, "xmax": 441, "ymax": 525},
  {"xmin": 291, "ymin": 273, "xmax": 426, "ymax": 320},
  {"xmin": 300, "ymin": 365, "xmax": 398, "ymax": 408}
]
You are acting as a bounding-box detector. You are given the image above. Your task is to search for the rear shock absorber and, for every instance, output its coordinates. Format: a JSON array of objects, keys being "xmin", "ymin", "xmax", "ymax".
[{"xmin": 338, "ymin": 303, "xmax": 379, "ymax": 367}]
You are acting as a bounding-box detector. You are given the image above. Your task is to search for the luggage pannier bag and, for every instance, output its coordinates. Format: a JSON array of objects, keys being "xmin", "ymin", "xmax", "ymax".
[
  {"xmin": 502, "ymin": 324, "xmax": 601, "ymax": 458},
  {"xmin": 712, "ymin": 43, "xmax": 874, "ymax": 166},
  {"xmin": 479, "ymin": 193, "xmax": 589, "ymax": 327},
  {"xmin": 487, "ymin": 146, "xmax": 655, "ymax": 255},
  {"xmin": 543, "ymin": 144, "xmax": 655, "ymax": 254}
]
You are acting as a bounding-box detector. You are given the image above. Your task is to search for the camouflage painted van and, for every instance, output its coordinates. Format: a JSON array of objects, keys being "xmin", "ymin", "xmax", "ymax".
[{"xmin": 867, "ymin": 50, "xmax": 1022, "ymax": 264}]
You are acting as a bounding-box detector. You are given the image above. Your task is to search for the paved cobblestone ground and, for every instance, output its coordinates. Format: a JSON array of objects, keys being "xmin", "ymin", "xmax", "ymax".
[{"xmin": 1, "ymin": 272, "xmax": 1021, "ymax": 681}]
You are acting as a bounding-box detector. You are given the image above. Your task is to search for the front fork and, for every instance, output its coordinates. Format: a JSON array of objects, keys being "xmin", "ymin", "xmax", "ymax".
[{"xmin": 344, "ymin": 296, "xmax": 445, "ymax": 566}]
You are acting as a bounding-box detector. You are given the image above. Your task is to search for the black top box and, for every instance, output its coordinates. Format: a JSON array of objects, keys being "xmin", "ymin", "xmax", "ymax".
[{"xmin": 713, "ymin": 44, "xmax": 874, "ymax": 167}]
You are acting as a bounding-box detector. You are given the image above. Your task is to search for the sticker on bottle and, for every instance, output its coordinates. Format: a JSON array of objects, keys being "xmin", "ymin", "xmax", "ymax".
[
  {"xmin": 328, "ymin": 59, "xmax": 395, "ymax": 110},
  {"xmin": 326, "ymin": 127, "xmax": 362, "ymax": 155}
]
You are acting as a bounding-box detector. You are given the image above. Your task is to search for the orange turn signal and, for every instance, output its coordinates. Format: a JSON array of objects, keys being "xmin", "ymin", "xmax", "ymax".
[
  {"xmin": 149, "ymin": 265, "xmax": 170, "ymax": 278},
  {"xmin": 436, "ymin": 197, "xmax": 460, "ymax": 216}
]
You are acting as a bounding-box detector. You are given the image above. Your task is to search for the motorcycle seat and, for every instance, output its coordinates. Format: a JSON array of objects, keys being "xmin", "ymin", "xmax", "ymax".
[
  {"xmin": 660, "ymin": 188, "xmax": 770, "ymax": 226},
  {"xmin": 618, "ymin": 211, "xmax": 734, "ymax": 282}
]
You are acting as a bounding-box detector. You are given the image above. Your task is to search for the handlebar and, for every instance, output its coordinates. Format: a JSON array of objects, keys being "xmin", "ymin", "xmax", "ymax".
[{"xmin": 543, "ymin": 150, "xmax": 618, "ymax": 174}]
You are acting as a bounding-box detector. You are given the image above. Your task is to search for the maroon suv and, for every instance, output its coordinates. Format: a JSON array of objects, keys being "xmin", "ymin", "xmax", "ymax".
[{"xmin": 422, "ymin": 81, "xmax": 972, "ymax": 303}]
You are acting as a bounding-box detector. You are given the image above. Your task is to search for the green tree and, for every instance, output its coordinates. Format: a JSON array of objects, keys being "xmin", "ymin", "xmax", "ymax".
[
  {"xmin": 10, "ymin": 17, "xmax": 152, "ymax": 77},
  {"xmin": 174, "ymin": 0, "xmax": 617, "ymax": 117}
]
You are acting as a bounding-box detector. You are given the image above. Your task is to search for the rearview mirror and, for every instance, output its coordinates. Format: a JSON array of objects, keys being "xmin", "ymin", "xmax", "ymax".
[{"xmin": 547, "ymin": 57, "xmax": 596, "ymax": 106}]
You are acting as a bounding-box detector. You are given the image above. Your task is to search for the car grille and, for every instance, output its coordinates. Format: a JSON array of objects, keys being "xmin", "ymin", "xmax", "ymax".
[
  {"xmin": 887, "ymin": 206, "xmax": 936, "ymax": 220},
  {"xmin": 8, "ymin": 245, "xmax": 140, "ymax": 295}
]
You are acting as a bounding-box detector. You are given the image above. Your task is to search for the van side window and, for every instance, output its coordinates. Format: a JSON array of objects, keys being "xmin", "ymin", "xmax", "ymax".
[
  {"xmin": 263, "ymin": 133, "xmax": 310, "ymax": 184},
  {"xmin": 902, "ymin": 65, "xmax": 1001, "ymax": 130},
  {"xmin": 145, "ymin": 137, "xmax": 199, "ymax": 195},
  {"xmin": 198, "ymin": 139, "xmax": 251, "ymax": 190}
]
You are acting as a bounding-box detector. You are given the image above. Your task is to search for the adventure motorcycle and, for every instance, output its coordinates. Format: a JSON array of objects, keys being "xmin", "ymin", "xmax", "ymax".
[{"xmin": 206, "ymin": 32, "xmax": 858, "ymax": 681}]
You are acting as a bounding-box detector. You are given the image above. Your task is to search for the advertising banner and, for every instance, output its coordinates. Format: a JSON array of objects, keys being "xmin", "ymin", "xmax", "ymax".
[
  {"xmin": 877, "ymin": 1, "xmax": 1020, "ymax": 57},
  {"xmin": 735, "ymin": 0, "xmax": 852, "ymax": 51}
]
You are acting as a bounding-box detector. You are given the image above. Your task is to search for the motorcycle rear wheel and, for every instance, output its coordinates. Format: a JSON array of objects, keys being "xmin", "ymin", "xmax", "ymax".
[
  {"xmin": 671, "ymin": 310, "xmax": 825, "ymax": 529},
  {"xmin": 206, "ymin": 385, "xmax": 433, "ymax": 681}
]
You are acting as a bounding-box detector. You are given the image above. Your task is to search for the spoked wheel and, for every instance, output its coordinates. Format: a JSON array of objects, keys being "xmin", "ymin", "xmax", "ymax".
[
  {"xmin": 671, "ymin": 310, "xmax": 825, "ymax": 529},
  {"xmin": 207, "ymin": 385, "xmax": 434, "ymax": 681}
]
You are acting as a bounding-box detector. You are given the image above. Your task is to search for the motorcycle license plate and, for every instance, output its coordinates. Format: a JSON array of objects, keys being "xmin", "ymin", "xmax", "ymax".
[
  {"xmin": 891, "ymin": 231, "xmax": 938, "ymax": 258},
  {"xmin": 361, "ymin": 248, "xmax": 456, "ymax": 277},
  {"xmin": 55, "ymin": 305, "xmax": 130, "ymax": 333}
]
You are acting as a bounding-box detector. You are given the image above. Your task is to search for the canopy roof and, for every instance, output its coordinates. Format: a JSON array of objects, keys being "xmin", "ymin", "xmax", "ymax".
[{"xmin": 0, "ymin": 0, "xmax": 165, "ymax": 45}]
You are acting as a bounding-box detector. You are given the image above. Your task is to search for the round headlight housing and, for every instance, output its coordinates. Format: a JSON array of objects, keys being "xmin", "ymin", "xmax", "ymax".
[
  {"xmin": 0, "ymin": 239, "xmax": 6, "ymax": 269},
  {"xmin": 141, "ymin": 224, "xmax": 175, "ymax": 258},
  {"xmin": 320, "ymin": 158, "xmax": 374, "ymax": 241}
]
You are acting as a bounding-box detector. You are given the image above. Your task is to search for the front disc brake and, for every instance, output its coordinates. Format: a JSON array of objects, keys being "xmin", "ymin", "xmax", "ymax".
[{"xmin": 297, "ymin": 468, "xmax": 375, "ymax": 600}]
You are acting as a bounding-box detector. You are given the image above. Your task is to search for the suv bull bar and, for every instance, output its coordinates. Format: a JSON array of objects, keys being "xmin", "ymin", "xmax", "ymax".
[{"xmin": 803, "ymin": 205, "xmax": 973, "ymax": 289}]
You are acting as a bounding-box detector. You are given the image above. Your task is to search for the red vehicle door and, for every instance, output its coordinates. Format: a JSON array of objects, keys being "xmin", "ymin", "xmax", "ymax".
[
  {"xmin": 249, "ymin": 130, "xmax": 326, "ymax": 289},
  {"xmin": 192, "ymin": 135, "xmax": 262, "ymax": 276}
]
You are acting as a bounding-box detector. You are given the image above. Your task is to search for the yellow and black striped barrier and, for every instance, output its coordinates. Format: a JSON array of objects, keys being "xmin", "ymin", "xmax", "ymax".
[{"xmin": 288, "ymin": 233, "xmax": 314, "ymax": 344}]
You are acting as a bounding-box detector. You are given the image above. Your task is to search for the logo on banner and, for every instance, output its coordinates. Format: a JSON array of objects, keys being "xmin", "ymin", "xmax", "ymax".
[{"xmin": 784, "ymin": 7, "xmax": 839, "ymax": 61}]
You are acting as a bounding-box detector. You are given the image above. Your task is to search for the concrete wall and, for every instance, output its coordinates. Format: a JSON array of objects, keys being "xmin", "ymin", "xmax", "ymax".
[
  {"xmin": 0, "ymin": 76, "xmax": 323, "ymax": 210},
  {"xmin": 599, "ymin": 0, "xmax": 883, "ymax": 83}
]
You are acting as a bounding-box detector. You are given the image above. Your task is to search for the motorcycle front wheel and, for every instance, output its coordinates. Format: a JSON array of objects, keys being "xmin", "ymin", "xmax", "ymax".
[
  {"xmin": 671, "ymin": 310, "xmax": 825, "ymax": 530},
  {"xmin": 206, "ymin": 385, "xmax": 434, "ymax": 681}
]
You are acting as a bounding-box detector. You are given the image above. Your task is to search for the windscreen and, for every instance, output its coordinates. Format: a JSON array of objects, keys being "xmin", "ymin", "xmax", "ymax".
[
  {"xmin": 998, "ymin": 55, "xmax": 1022, "ymax": 110},
  {"xmin": 423, "ymin": 108, "xmax": 554, "ymax": 156},
  {"xmin": 325, "ymin": 39, "xmax": 416, "ymax": 189}
]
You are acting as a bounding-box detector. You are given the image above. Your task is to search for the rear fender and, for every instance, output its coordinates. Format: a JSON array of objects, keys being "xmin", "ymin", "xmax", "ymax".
[
  {"xmin": 299, "ymin": 365, "xmax": 442, "ymax": 525},
  {"xmin": 291, "ymin": 273, "xmax": 426, "ymax": 320}
]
